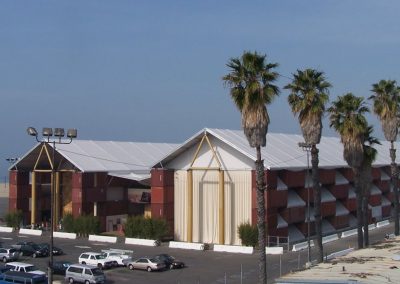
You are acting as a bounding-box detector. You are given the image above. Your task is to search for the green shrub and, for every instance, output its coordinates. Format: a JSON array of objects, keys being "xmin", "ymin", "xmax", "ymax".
[
  {"xmin": 238, "ymin": 222, "xmax": 258, "ymax": 247},
  {"xmin": 5, "ymin": 210, "xmax": 23, "ymax": 230},
  {"xmin": 61, "ymin": 214, "xmax": 100, "ymax": 237},
  {"xmin": 124, "ymin": 216, "xmax": 168, "ymax": 241},
  {"xmin": 62, "ymin": 213, "xmax": 74, "ymax": 232}
]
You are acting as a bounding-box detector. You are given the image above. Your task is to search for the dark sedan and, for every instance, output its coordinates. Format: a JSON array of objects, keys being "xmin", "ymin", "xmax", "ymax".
[
  {"xmin": 17, "ymin": 243, "xmax": 49, "ymax": 258},
  {"xmin": 37, "ymin": 243, "xmax": 63, "ymax": 256},
  {"xmin": 51, "ymin": 261, "xmax": 72, "ymax": 275},
  {"xmin": 153, "ymin": 254, "xmax": 185, "ymax": 269}
]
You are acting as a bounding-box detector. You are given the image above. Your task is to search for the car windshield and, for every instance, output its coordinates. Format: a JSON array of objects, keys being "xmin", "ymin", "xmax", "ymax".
[
  {"xmin": 8, "ymin": 249, "xmax": 16, "ymax": 253},
  {"xmin": 25, "ymin": 265, "xmax": 37, "ymax": 272},
  {"xmin": 95, "ymin": 255, "xmax": 105, "ymax": 260},
  {"xmin": 91, "ymin": 268, "xmax": 103, "ymax": 276}
]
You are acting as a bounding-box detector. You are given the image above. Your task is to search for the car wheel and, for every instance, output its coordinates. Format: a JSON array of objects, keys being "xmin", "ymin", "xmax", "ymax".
[
  {"xmin": 147, "ymin": 266, "xmax": 152, "ymax": 272},
  {"xmin": 2, "ymin": 257, "xmax": 6, "ymax": 263},
  {"xmin": 170, "ymin": 264, "xmax": 174, "ymax": 269},
  {"xmin": 81, "ymin": 261, "xmax": 86, "ymax": 265},
  {"xmin": 97, "ymin": 263, "xmax": 103, "ymax": 269},
  {"xmin": 32, "ymin": 253, "xmax": 37, "ymax": 258},
  {"xmin": 68, "ymin": 278, "xmax": 74, "ymax": 284},
  {"xmin": 84, "ymin": 281, "xmax": 90, "ymax": 284},
  {"xmin": 128, "ymin": 264, "xmax": 134, "ymax": 270}
]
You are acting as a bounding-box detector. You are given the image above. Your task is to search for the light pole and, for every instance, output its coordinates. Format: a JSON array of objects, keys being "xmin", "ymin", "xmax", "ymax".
[
  {"xmin": 27, "ymin": 127, "xmax": 77, "ymax": 284},
  {"xmin": 5, "ymin": 158, "xmax": 19, "ymax": 189},
  {"xmin": 298, "ymin": 142, "xmax": 312, "ymax": 265}
]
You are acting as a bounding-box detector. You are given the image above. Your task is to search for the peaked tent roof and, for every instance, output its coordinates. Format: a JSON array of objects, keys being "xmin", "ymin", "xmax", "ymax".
[
  {"xmin": 11, "ymin": 140, "xmax": 179, "ymax": 179},
  {"xmin": 154, "ymin": 128, "xmax": 399, "ymax": 170}
]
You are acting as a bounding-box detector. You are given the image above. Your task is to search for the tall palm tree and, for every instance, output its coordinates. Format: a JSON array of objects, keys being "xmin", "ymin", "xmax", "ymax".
[
  {"xmin": 284, "ymin": 68, "xmax": 331, "ymax": 263},
  {"xmin": 369, "ymin": 79, "xmax": 400, "ymax": 235},
  {"xmin": 328, "ymin": 93, "xmax": 369, "ymax": 249},
  {"xmin": 360, "ymin": 126, "xmax": 380, "ymax": 247},
  {"xmin": 223, "ymin": 51, "xmax": 279, "ymax": 284}
]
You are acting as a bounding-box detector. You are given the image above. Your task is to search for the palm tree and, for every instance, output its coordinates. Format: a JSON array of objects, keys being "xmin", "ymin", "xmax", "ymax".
[
  {"xmin": 328, "ymin": 93, "xmax": 369, "ymax": 249},
  {"xmin": 369, "ymin": 79, "xmax": 400, "ymax": 236},
  {"xmin": 284, "ymin": 68, "xmax": 331, "ymax": 263},
  {"xmin": 360, "ymin": 126, "xmax": 380, "ymax": 247},
  {"xmin": 223, "ymin": 51, "xmax": 279, "ymax": 284}
]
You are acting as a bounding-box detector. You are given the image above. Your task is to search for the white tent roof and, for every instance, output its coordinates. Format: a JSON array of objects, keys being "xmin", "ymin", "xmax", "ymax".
[
  {"xmin": 154, "ymin": 128, "xmax": 400, "ymax": 170},
  {"xmin": 54, "ymin": 140, "xmax": 178, "ymax": 173},
  {"xmin": 13, "ymin": 140, "xmax": 179, "ymax": 179}
]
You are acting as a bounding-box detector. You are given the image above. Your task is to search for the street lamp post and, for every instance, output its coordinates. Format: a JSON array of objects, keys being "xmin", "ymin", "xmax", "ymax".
[
  {"xmin": 5, "ymin": 158, "xmax": 19, "ymax": 188},
  {"xmin": 298, "ymin": 142, "xmax": 312, "ymax": 265},
  {"xmin": 27, "ymin": 127, "xmax": 77, "ymax": 284}
]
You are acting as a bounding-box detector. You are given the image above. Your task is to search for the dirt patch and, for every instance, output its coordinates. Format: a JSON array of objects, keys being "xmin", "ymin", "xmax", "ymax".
[{"xmin": 332, "ymin": 256, "xmax": 384, "ymax": 264}]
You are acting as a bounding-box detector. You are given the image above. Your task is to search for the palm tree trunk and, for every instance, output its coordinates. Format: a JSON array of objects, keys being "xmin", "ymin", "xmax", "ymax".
[
  {"xmin": 354, "ymin": 168, "xmax": 364, "ymax": 249},
  {"xmin": 390, "ymin": 142, "xmax": 400, "ymax": 236},
  {"xmin": 255, "ymin": 146, "xmax": 267, "ymax": 284},
  {"xmin": 311, "ymin": 145, "xmax": 323, "ymax": 263},
  {"xmin": 362, "ymin": 192, "xmax": 369, "ymax": 247}
]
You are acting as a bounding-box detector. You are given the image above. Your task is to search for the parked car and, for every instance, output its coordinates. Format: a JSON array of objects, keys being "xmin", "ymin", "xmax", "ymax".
[
  {"xmin": 52, "ymin": 260, "xmax": 72, "ymax": 276},
  {"xmin": 11, "ymin": 242, "xmax": 48, "ymax": 258},
  {"xmin": 101, "ymin": 250, "xmax": 132, "ymax": 267},
  {"xmin": 65, "ymin": 264, "xmax": 106, "ymax": 284},
  {"xmin": 0, "ymin": 270, "xmax": 47, "ymax": 284},
  {"xmin": 78, "ymin": 252, "xmax": 113, "ymax": 269},
  {"xmin": 11, "ymin": 242, "xmax": 36, "ymax": 250},
  {"xmin": 37, "ymin": 243, "xmax": 63, "ymax": 255},
  {"xmin": 0, "ymin": 248, "xmax": 19, "ymax": 263},
  {"xmin": 5, "ymin": 262, "xmax": 46, "ymax": 275},
  {"xmin": 126, "ymin": 257, "xmax": 166, "ymax": 272},
  {"xmin": 153, "ymin": 254, "xmax": 185, "ymax": 269},
  {"xmin": 0, "ymin": 264, "xmax": 11, "ymax": 274}
]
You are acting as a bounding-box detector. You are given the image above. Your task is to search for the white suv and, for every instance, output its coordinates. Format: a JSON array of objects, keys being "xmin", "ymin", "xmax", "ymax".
[
  {"xmin": 78, "ymin": 252, "xmax": 113, "ymax": 269},
  {"xmin": 5, "ymin": 262, "xmax": 46, "ymax": 275}
]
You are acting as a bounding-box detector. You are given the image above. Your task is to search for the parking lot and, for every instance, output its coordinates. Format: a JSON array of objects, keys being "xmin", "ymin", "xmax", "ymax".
[
  {"xmin": 0, "ymin": 232, "xmax": 262, "ymax": 284},
  {"xmin": 0, "ymin": 224, "xmax": 394, "ymax": 284}
]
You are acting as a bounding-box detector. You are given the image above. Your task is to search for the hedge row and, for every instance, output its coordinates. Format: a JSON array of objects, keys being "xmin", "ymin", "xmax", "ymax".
[
  {"xmin": 124, "ymin": 215, "xmax": 168, "ymax": 241},
  {"xmin": 62, "ymin": 214, "xmax": 100, "ymax": 237}
]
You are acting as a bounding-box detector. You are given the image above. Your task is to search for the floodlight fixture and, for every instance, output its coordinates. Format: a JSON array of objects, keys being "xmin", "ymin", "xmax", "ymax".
[
  {"xmin": 54, "ymin": 128, "xmax": 65, "ymax": 137},
  {"xmin": 42, "ymin": 128, "xmax": 53, "ymax": 137},
  {"xmin": 67, "ymin": 128, "xmax": 77, "ymax": 139},
  {"xmin": 27, "ymin": 127, "xmax": 38, "ymax": 137}
]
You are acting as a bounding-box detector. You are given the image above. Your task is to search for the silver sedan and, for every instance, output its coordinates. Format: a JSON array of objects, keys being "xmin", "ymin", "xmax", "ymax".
[{"xmin": 127, "ymin": 257, "xmax": 166, "ymax": 272}]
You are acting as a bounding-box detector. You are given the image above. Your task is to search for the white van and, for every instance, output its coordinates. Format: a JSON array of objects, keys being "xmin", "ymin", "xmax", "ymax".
[{"xmin": 65, "ymin": 264, "xmax": 106, "ymax": 284}]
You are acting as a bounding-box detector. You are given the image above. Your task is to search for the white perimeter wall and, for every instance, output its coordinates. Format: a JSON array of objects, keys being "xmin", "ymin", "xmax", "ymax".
[{"xmin": 174, "ymin": 170, "xmax": 251, "ymax": 245}]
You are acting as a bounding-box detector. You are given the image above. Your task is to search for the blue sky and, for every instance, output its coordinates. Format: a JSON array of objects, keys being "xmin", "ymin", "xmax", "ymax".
[{"xmin": 1, "ymin": 1, "xmax": 400, "ymax": 178}]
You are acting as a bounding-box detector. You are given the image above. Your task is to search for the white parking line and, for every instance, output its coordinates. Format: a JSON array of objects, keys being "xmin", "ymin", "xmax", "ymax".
[
  {"xmin": 1, "ymin": 237, "xmax": 12, "ymax": 240},
  {"xmin": 18, "ymin": 235, "xmax": 28, "ymax": 238},
  {"xmin": 93, "ymin": 243, "xmax": 107, "ymax": 246},
  {"xmin": 75, "ymin": 246, "xmax": 91, "ymax": 249}
]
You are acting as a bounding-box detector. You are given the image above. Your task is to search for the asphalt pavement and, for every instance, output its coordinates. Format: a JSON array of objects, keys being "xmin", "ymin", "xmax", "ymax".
[{"xmin": 0, "ymin": 223, "xmax": 395, "ymax": 284}]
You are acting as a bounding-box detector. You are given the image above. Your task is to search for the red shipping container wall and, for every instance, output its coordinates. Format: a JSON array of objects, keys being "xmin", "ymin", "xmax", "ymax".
[
  {"xmin": 371, "ymin": 167, "xmax": 381, "ymax": 180},
  {"xmin": 267, "ymin": 190, "xmax": 287, "ymax": 209},
  {"xmin": 296, "ymin": 221, "xmax": 315, "ymax": 236},
  {"xmin": 321, "ymin": 201, "xmax": 336, "ymax": 217},
  {"xmin": 369, "ymin": 195, "xmax": 381, "ymax": 207},
  {"xmin": 341, "ymin": 169, "xmax": 354, "ymax": 183},
  {"xmin": 328, "ymin": 215, "xmax": 349, "ymax": 229},
  {"xmin": 319, "ymin": 169, "xmax": 335, "ymax": 185},
  {"xmin": 328, "ymin": 184, "xmax": 349, "ymax": 199},
  {"xmin": 279, "ymin": 170, "xmax": 305, "ymax": 188}
]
